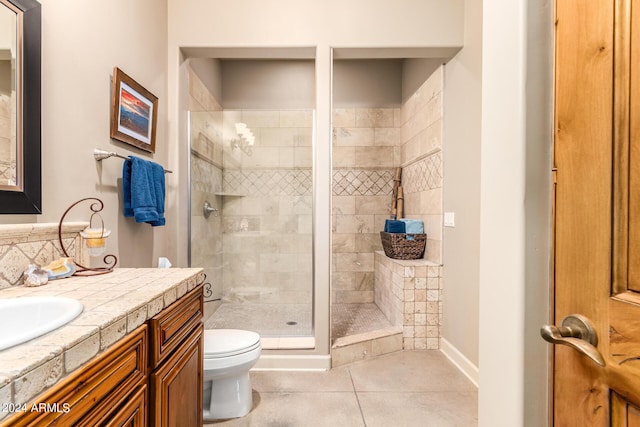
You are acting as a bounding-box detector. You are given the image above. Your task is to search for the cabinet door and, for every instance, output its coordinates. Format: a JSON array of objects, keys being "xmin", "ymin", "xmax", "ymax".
[{"xmin": 150, "ymin": 324, "xmax": 203, "ymax": 427}]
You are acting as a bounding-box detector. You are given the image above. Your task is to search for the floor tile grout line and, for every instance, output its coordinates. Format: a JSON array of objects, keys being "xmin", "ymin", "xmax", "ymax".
[{"xmin": 348, "ymin": 367, "xmax": 368, "ymax": 427}]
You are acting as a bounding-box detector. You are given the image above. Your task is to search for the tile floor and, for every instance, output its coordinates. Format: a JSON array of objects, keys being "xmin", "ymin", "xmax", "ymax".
[{"xmin": 204, "ymin": 350, "xmax": 478, "ymax": 427}]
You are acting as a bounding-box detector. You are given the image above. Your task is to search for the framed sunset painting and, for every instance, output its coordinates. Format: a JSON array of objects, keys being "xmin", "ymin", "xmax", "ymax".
[{"xmin": 110, "ymin": 67, "xmax": 158, "ymax": 153}]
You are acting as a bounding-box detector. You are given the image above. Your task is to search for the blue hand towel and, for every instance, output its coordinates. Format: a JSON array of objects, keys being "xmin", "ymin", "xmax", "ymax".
[
  {"xmin": 123, "ymin": 156, "xmax": 166, "ymax": 226},
  {"xmin": 399, "ymin": 219, "xmax": 424, "ymax": 234},
  {"xmin": 384, "ymin": 220, "xmax": 406, "ymax": 233}
]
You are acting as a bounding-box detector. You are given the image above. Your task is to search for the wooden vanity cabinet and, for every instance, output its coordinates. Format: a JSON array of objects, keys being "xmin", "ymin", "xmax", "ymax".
[
  {"xmin": 1, "ymin": 325, "xmax": 148, "ymax": 427},
  {"xmin": 1, "ymin": 283, "xmax": 204, "ymax": 427},
  {"xmin": 149, "ymin": 285, "xmax": 204, "ymax": 426}
]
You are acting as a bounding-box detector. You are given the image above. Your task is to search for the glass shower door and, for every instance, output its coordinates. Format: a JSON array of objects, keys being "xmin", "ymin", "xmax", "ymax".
[{"xmin": 190, "ymin": 108, "xmax": 314, "ymax": 342}]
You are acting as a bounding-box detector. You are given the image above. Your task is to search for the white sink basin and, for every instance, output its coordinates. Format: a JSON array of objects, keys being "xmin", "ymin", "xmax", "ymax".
[{"xmin": 0, "ymin": 296, "xmax": 84, "ymax": 351}]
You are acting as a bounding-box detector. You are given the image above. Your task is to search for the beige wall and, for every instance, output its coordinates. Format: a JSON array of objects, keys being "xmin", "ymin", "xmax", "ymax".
[
  {"xmin": 402, "ymin": 58, "xmax": 443, "ymax": 103},
  {"xmin": 0, "ymin": 0, "xmax": 170, "ymax": 269},
  {"xmin": 522, "ymin": 0, "xmax": 553, "ymax": 423},
  {"xmin": 442, "ymin": 0, "xmax": 482, "ymax": 368},
  {"xmin": 477, "ymin": 0, "xmax": 553, "ymax": 425},
  {"xmin": 189, "ymin": 58, "xmax": 222, "ymax": 103},
  {"xmin": 168, "ymin": 0, "xmax": 463, "ymax": 48},
  {"xmin": 333, "ymin": 60, "xmax": 402, "ymax": 108},
  {"xmin": 221, "ymin": 60, "xmax": 315, "ymax": 109}
]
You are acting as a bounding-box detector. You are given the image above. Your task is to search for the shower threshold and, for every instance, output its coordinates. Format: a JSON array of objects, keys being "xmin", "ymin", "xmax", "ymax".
[{"xmin": 331, "ymin": 303, "xmax": 403, "ymax": 367}]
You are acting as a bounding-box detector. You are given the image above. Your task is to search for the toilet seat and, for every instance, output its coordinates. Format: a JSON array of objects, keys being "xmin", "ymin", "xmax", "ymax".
[{"xmin": 204, "ymin": 329, "xmax": 261, "ymax": 359}]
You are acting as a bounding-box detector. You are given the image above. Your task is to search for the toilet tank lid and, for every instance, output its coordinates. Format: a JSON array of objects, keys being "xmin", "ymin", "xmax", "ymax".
[{"xmin": 204, "ymin": 329, "xmax": 261, "ymax": 355}]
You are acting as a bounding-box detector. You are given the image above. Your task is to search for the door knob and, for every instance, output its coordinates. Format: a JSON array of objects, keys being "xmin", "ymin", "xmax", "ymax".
[{"xmin": 540, "ymin": 314, "xmax": 605, "ymax": 367}]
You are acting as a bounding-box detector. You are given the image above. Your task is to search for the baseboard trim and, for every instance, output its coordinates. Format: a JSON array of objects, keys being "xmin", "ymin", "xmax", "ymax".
[
  {"xmin": 440, "ymin": 337, "xmax": 479, "ymax": 388},
  {"xmin": 253, "ymin": 354, "xmax": 331, "ymax": 371}
]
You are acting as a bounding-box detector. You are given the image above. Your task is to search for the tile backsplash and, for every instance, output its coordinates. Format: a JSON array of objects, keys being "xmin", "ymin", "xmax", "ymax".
[{"xmin": 0, "ymin": 223, "xmax": 89, "ymax": 289}]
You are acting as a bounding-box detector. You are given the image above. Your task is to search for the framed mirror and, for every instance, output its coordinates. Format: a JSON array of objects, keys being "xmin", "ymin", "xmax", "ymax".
[{"xmin": 0, "ymin": 0, "xmax": 40, "ymax": 214}]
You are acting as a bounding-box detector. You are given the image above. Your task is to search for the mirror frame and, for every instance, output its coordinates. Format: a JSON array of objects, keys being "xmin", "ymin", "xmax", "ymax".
[{"xmin": 0, "ymin": 0, "xmax": 40, "ymax": 214}]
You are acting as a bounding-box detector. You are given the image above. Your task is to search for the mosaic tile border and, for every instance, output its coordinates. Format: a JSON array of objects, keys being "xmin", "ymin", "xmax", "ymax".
[
  {"xmin": 332, "ymin": 168, "xmax": 394, "ymax": 196},
  {"xmin": 223, "ymin": 169, "xmax": 312, "ymax": 197},
  {"xmin": 402, "ymin": 152, "xmax": 442, "ymax": 194}
]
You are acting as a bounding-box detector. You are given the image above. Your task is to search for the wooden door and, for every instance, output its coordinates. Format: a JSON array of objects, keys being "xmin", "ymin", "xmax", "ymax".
[{"xmin": 553, "ymin": 0, "xmax": 640, "ymax": 424}]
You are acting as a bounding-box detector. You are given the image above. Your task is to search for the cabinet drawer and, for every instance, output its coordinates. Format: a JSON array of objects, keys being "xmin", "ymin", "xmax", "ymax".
[
  {"xmin": 103, "ymin": 383, "xmax": 147, "ymax": 427},
  {"xmin": 77, "ymin": 380, "xmax": 146, "ymax": 427},
  {"xmin": 149, "ymin": 284, "xmax": 203, "ymax": 368},
  {"xmin": 2, "ymin": 325, "xmax": 147, "ymax": 427}
]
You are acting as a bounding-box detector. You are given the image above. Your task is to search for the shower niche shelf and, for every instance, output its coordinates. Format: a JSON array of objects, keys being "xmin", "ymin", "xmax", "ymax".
[{"xmin": 214, "ymin": 192, "xmax": 246, "ymax": 197}]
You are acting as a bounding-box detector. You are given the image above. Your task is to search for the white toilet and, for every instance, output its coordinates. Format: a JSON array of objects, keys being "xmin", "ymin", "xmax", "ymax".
[{"xmin": 202, "ymin": 329, "xmax": 262, "ymax": 421}]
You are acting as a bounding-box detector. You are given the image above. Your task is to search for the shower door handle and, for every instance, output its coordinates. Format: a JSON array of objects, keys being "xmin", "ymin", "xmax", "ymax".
[{"xmin": 540, "ymin": 314, "xmax": 605, "ymax": 367}]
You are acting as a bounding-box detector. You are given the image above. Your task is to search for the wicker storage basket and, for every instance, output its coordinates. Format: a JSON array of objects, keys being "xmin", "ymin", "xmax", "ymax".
[{"xmin": 380, "ymin": 231, "xmax": 426, "ymax": 260}]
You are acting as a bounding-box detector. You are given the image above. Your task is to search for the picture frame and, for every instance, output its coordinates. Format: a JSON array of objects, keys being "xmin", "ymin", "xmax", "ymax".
[{"xmin": 110, "ymin": 67, "xmax": 158, "ymax": 153}]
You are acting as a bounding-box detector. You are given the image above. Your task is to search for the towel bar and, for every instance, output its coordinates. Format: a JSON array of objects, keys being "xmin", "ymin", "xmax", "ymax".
[{"xmin": 93, "ymin": 148, "xmax": 173, "ymax": 173}]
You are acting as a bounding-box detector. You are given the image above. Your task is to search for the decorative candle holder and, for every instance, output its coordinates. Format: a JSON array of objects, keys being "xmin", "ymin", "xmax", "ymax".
[
  {"xmin": 58, "ymin": 197, "xmax": 117, "ymax": 276},
  {"xmin": 79, "ymin": 213, "xmax": 111, "ymax": 257}
]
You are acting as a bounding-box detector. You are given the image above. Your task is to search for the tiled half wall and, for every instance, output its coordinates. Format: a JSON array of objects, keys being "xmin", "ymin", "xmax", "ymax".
[{"xmin": 374, "ymin": 252, "xmax": 442, "ymax": 350}]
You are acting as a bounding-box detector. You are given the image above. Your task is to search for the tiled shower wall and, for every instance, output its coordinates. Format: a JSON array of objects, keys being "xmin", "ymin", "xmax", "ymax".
[
  {"xmin": 332, "ymin": 65, "xmax": 444, "ymax": 348},
  {"xmin": 188, "ymin": 67, "xmax": 224, "ymax": 305},
  {"xmin": 332, "ymin": 108, "xmax": 401, "ymax": 303},
  {"xmin": 400, "ymin": 67, "xmax": 444, "ymax": 264},
  {"xmin": 221, "ymin": 110, "xmax": 313, "ymax": 305},
  {"xmin": 188, "ymin": 66, "xmax": 314, "ymax": 308},
  {"xmin": 375, "ymin": 65, "xmax": 444, "ymax": 349}
]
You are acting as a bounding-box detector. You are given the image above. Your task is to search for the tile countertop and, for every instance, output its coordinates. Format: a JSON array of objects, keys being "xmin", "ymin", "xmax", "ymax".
[{"xmin": 0, "ymin": 267, "xmax": 204, "ymax": 411}]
